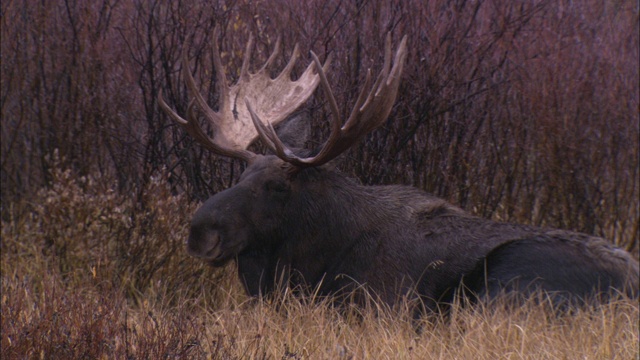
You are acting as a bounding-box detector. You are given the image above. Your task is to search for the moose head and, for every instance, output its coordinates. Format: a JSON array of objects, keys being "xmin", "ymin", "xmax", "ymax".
[{"xmin": 159, "ymin": 28, "xmax": 406, "ymax": 269}]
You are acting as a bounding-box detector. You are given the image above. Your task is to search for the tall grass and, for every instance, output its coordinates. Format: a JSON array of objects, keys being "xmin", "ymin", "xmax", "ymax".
[
  {"xmin": 4, "ymin": 268, "xmax": 636, "ymax": 359},
  {"xmin": 1, "ymin": 158, "xmax": 638, "ymax": 359}
]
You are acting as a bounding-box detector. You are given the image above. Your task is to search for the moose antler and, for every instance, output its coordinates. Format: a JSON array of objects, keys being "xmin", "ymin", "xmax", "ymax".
[
  {"xmin": 159, "ymin": 26, "xmax": 330, "ymax": 162},
  {"xmin": 246, "ymin": 33, "xmax": 407, "ymax": 167}
]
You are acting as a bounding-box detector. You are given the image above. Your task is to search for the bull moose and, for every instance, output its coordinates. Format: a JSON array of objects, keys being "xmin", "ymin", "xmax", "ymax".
[{"xmin": 159, "ymin": 29, "xmax": 639, "ymax": 312}]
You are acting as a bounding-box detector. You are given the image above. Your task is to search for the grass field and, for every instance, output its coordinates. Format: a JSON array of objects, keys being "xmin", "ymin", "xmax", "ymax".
[
  {"xmin": 2, "ymin": 271, "xmax": 638, "ymax": 359},
  {"xmin": 1, "ymin": 168, "xmax": 637, "ymax": 359}
]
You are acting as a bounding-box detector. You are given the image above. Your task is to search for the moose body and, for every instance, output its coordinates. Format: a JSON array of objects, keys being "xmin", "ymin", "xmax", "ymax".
[
  {"xmin": 190, "ymin": 156, "xmax": 639, "ymax": 309},
  {"xmin": 161, "ymin": 29, "xmax": 639, "ymax": 312}
]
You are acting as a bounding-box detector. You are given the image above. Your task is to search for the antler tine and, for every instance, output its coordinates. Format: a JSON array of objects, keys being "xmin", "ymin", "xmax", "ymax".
[
  {"xmin": 211, "ymin": 26, "xmax": 229, "ymax": 109},
  {"xmin": 182, "ymin": 48, "xmax": 223, "ymax": 130},
  {"xmin": 360, "ymin": 34, "xmax": 392, "ymax": 110},
  {"xmin": 310, "ymin": 51, "xmax": 342, "ymax": 137},
  {"xmin": 248, "ymin": 33, "xmax": 407, "ymax": 168},
  {"xmin": 240, "ymin": 33, "xmax": 254, "ymax": 79},
  {"xmin": 277, "ymin": 43, "xmax": 301, "ymax": 80},
  {"xmin": 158, "ymin": 89, "xmax": 188, "ymax": 125},
  {"xmin": 260, "ymin": 35, "xmax": 282, "ymax": 73}
]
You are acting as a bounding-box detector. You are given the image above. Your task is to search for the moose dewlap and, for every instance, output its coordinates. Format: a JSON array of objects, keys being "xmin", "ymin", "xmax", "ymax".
[{"xmin": 159, "ymin": 28, "xmax": 639, "ymax": 312}]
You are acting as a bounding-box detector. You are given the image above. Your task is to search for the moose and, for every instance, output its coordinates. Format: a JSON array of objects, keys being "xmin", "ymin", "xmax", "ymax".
[{"xmin": 159, "ymin": 29, "xmax": 639, "ymax": 312}]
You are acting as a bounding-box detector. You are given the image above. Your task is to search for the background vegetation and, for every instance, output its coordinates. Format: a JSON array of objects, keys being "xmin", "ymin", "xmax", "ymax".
[{"xmin": 1, "ymin": 0, "xmax": 638, "ymax": 358}]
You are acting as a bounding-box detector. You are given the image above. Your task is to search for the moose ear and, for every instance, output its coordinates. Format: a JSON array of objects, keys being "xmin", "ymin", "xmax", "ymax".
[{"xmin": 272, "ymin": 111, "xmax": 312, "ymax": 151}]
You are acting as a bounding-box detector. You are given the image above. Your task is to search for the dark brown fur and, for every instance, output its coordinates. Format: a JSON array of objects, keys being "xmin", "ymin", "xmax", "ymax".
[{"xmin": 188, "ymin": 155, "xmax": 639, "ymax": 311}]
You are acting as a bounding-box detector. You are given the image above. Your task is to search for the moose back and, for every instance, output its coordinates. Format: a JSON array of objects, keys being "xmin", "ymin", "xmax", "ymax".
[{"xmin": 160, "ymin": 29, "xmax": 639, "ymax": 311}]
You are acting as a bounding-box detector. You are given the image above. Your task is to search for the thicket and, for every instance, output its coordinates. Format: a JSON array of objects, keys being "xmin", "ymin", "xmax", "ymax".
[{"xmin": 2, "ymin": 0, "xmax": 638, "ymax": 248}]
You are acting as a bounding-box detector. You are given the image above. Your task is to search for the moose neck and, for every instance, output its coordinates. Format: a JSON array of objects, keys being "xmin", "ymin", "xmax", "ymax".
[
  {"xmin": 265, "ymin": 167, "xmax": 393, "ymax": 288},
  {"xmin": 289, "ymin": 167, "xmax": 385, "ymax": 236}
]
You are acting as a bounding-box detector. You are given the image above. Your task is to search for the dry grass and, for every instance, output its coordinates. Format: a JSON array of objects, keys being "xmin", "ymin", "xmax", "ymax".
[
  {"xmin": 2, "ymin": 256, "xmax": 638, "ymax": 359},
  {"xmin": 1, "ymin": 165, "xmax": 638, "ymax": 359}
]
